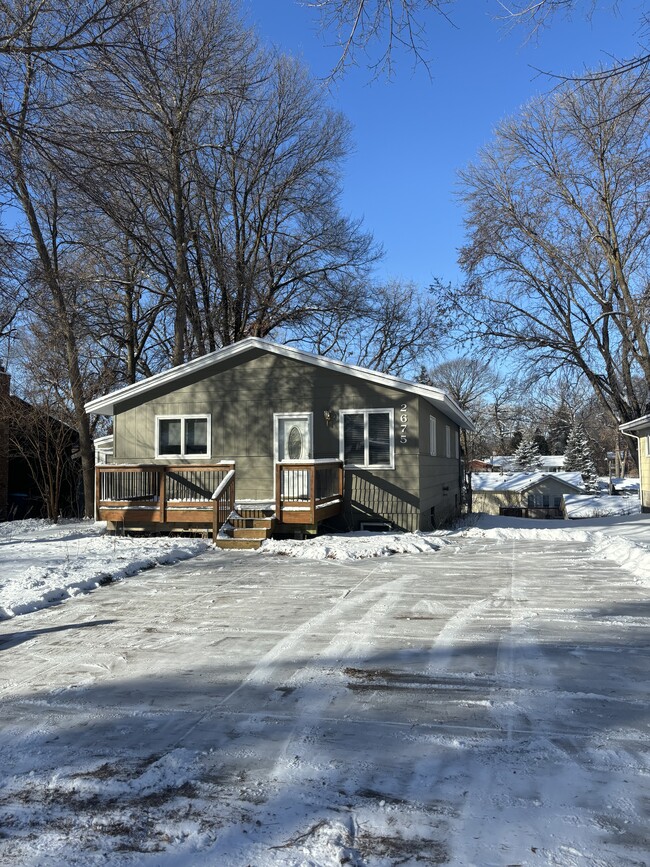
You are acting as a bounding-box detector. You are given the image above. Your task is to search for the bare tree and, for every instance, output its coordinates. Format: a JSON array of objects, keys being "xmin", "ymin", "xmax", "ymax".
[
  {"xmin": 303, "ymin": 279, "xmax": 445, "ymax": 374},
  {"xmin": 190, "ymin": 50, "xmax": 378, "ymax": 350},
  {"xmin": 0, "ymin": 387, "xmax": 79, "ymax": 522},
  {"xmin": 456, "ymin": 70, "xmax": 650, "ymax": 441},
  {"xmin": 306, "ymin": 1, "xmax": 649, "ymax": 79},
  {"xmin": 0, "ymin": 0, "xmax": 140, "ymax": 57},
  {"xmin": 67, "ymin": 0, "xmax": 252, "ymax": 366},
  {"xmin": 71, "ymin": 15, "xmax": 378, "ymax": 363}
]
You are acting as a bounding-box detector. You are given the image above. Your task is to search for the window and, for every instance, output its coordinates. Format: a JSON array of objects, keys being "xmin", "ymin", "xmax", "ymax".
[
  {"xmin": 455, "ymin": 430, "xmax": 460, "ymax": 459},
  {"xmin": 646, "ymin": 436, "xmax": 650, "ymax": 457},
  {"xmin": 156, "ymin": 415, "xmax": 210, "ymax": 458},
  {"xmin": 340, "ymin": 409, "xmax": 394, "ymax": 468},
  {"xmin": 429, "ymin": 416, "xmax": 437, "ymax": 456},
  {"xmin": 445, "ymin": 425, "xmax": 451, "ymax": 458},
  {"xmin": 527, "ymin": 493, "xmax": 561, "ymax": 509}
]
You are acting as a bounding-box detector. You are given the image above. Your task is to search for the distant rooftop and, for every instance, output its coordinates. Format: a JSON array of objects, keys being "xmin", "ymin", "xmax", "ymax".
[{"xmin": 472, "ymin": 471, "xmax": 584, "ymax": 493}]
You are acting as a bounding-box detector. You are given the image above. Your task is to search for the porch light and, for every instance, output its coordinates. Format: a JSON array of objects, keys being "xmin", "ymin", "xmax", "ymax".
[{"xmin": 323, "ymin": 409, "xmax": 337, "ymax": 426}]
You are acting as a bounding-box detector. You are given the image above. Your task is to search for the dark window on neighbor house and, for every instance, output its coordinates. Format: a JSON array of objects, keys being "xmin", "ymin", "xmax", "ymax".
[
  {"xmin": 157, "ymin": 416, "xmax": 210, "ymax": 458},
  {"xmin": 340, "ymin": 409, "xmax": 393, "ymax": 468},
  {"xmin": 527, "ymin": 492, "xmax": 554, "ymax": 509}
]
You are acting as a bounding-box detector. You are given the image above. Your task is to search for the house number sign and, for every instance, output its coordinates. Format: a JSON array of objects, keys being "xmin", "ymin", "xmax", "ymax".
[{"xmin": 399, "ymin": 403, "xmax": 408, "ymax": 444}]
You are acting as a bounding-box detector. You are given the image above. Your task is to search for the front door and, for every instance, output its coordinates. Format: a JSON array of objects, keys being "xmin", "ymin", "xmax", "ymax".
[
  {"xmin": 274, "ymin": 413, "xmax": 313, "ymax": 499},
  {"xmin": 275, "ymin": 413, "xmax": 313, "ymax": 462}
]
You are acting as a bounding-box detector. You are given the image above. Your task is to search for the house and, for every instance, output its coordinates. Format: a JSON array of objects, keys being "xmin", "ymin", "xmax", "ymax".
[
  {"xmin": 85, "ymin": 338, "xmax": 473, "ymax": 546},
  {"xmin": 471, "ymin": 471, "xmax": 585, "ymax": 519},
  {"xmin": 0, "ymin": 366, "xmax": 79, "ymax": 521},
  {"xmin": 619, "ymin": 416, "xmax": 650, "ymax": 511}
]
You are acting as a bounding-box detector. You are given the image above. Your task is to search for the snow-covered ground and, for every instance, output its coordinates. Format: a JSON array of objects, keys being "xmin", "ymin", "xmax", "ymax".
[
  {"xmin": 1, "ymin": 513, "xmax": 650, "ymax": 865},
  {"xmin": 563, "ymin": 493, "xmax": 640, "ymax": 519},
  {"xmin": 0, "ymin": 519, "xmax": 210, "ymax": 620}
]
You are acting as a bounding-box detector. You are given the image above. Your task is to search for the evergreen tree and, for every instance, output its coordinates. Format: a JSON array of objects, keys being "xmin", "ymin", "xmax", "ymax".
[
  {"xmin": 513, "ymin": 437, "xmax": 543, "ymax": 471},
  {"xmin": 563, "ymin": 424, "xmax": 600, "ymax": 493}
]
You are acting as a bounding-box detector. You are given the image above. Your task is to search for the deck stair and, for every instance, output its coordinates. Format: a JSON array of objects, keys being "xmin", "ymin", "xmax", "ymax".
[{"xmin": 214, "ymin": 507, "xmax": 276, "ymax": 551}]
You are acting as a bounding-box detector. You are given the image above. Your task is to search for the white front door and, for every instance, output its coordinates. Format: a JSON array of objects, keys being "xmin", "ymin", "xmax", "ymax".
[
  {"xmin": 275, "ymin": 414, "xmax": 313, "ymax": 462},
  {"xmin": 274, "ymin": 414, "xmax": 313, "ymax": 500}
]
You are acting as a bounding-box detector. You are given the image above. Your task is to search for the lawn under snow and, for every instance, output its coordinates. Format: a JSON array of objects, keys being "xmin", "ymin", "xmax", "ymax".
[{"xmin": 0, "ymin": 520, "xmax": 210, "ymax": 620}]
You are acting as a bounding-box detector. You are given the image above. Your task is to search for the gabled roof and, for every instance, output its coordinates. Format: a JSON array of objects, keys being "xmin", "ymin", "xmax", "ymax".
[
  {"xmin": 471, "ymin": 471, "xmax": 585, "ymax": 493},
  {"xmin": 84, "ymin": 337, "xmax": 474, "ymax": 429}
]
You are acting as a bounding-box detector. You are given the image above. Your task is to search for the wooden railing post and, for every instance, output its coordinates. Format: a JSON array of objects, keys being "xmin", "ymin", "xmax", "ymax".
[
  {"xmin": 159, "ymin": 467, "xmax": 166, "ymax": 523},
  {"xmin": 309, "ymin": 463, "xmax": 316, "ymax": 523},
  {"xmin": 229, "ymin": 469, "xmax": 235, "ymax": 517},
  {"xmin": 212, "ymin": 498, "xmax": 219, "ymax": 541},
  {"xmin": 275, "ymin": 462, "xmax": 282, "ymax": 522}
]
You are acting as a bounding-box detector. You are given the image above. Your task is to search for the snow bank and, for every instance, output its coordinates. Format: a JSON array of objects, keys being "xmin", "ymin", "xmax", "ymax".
[
  {"xmin": 0, "ymin": 519, "xmax": 210, "ymax": 620},
  {"xmin": 463, "ymin": 513, "xmax": 650, "ymax": 586},
  {"xmin": 564, "ymin": 493, "xmax": 640, "ymax": 519},
  {"xmin": 261, "ymin": 530, "xmax": 450, "ymax": 560}
]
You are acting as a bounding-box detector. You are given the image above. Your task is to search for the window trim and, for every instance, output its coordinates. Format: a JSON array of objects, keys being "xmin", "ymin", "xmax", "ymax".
[
  {"xmin": 155, "ymin": 414, "xmax": 211, "ymax": 459},
  {"xmin": 646, "ymin": 435, "xmax": 650, "ymax": 458},
  {"xmin": 429, "ymin": 416, "xmax": 437, "ymax": 456},
  {"xmin": 339, "ymin": 408, "xmax": 395, "ymax": 469},
  {"xmin": 445, "ymin": 425, "xmax": 451, "ymax": 458}
]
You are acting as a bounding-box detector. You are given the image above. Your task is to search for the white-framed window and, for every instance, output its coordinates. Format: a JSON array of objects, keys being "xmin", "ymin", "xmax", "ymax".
[
  {"xmin": 156, "ymin": 415, "xmax": 211, "ymax": 458},
  {"xmin": 455, "ymin": 430, "xmax": 460, "ymax": 459},
  {"xmin": 429, "ymin": 416, "xmax": 437, "ymax": 456},
  {"xmin": 646, "ymin": 435, "xmax": 650, "ymax": 458},
  {"xmin": 340, "ymin": 408, "xmax": 394, "ymax": 469},
  {"xmin": 445, "ymin": 425, "xmax": 451, "ymax": 458}
]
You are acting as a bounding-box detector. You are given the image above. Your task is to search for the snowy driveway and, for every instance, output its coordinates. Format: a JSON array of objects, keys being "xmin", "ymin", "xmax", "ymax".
[{"xmin": 1, "ymin": 535, "xmax": 649, "ymax": 866}]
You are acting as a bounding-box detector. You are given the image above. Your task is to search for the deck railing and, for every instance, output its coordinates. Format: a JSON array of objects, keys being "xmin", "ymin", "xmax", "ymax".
[
  {"xmin": 275, "ymin": 459, "xmax": 343, "ymax": 524},
  {"xmin": 95, "ymin": 463, "xmax": 236, "ymax": 526}
]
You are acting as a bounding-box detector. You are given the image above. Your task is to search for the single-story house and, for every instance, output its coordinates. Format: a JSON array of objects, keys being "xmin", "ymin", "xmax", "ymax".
[
  {"xmin": 619, "ymin": 416, "xmax": 650, "ymax": 511},
  {"xmin": 488, "ymin": 455, "xmax": 566, "ymax": 473},
  {"xmin": 85, "ymin": 338, "xmax": 473, "ymax": 545},
  {"xmin": 471, "ymin": 471, "xmax": 585, "ymax": 519}
]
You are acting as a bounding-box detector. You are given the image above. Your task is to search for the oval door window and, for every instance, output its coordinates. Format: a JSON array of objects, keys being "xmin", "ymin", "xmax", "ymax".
[{"xmin": 287, "ymin": 425, "xmax": 303, "ymax": 459}]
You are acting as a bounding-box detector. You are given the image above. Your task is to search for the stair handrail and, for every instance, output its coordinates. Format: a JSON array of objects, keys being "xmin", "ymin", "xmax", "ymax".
[{"xmin": 211, "ymin": 468, "xmax": 235, "ymax": 500}]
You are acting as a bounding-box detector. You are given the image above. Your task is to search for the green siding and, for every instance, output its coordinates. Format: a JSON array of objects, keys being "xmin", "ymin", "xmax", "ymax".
[
  {"xmin": 111, "ymin": 347, "xmax": 463, "ymax": 529},
  {"xmin": 417, "ymin": 397, "xmax": 462, "ymax": 529}
]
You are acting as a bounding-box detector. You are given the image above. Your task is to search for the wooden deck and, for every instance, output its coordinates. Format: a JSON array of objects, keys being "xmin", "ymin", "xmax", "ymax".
[{"xmin": 95, "ymin": 459, "xmax": 343, "ymax": 537}]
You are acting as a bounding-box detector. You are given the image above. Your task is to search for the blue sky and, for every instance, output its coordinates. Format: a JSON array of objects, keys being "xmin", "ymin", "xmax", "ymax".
[{"xmin": 244, "ymin": 1, "xmax": 640, "ymax": 288}]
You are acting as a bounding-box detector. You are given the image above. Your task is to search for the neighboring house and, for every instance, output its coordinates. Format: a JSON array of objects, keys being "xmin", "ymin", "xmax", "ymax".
[
  {"xmin": 86, "ymin": 338, "xmax": 473, "ymax": 544},
  {"xmin": 0, "ymin": 367, "xmax": 8, "ymax": 520},
  {"xmin": 488, "ymin": 455, "xmax": 566, "ymax": 473},
  {"xmin": 471, "ymin": 471, "xmax": 585, "ymax": 519},
  {"xmin": 619, "ymin": 416, "xmax": 650, "ymax": 512},
  {"xmin": 0, "ymin": 366, "xmax": 79, "ymax": 521}
]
